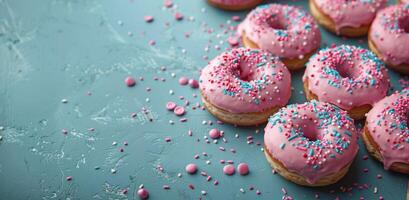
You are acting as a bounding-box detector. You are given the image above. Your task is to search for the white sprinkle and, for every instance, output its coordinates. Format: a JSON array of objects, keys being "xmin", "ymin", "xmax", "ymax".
[
  {"xmin": 201, "ymin": 190, "xmax": 207, "ymax": 195},
  {"xmin": 235, "ymin": 134, "xmax": 239, "ymax": 138},
  {"xmin": 117, "ymin": 20, "xmax": 123, "ymax": 25},
  {"xmin": 146, "ymin": 98, "xmax": 150, "ymax": 102},
  {"xmin": 139, "ymin": 184, "xmax": 144, "ymax": 189},
  {"xmin": 240, "ymin": 188, "xmax": 245, "ymax": 193},
  {"xmin": 206, "ymin": 160, "xmax": 211, "ymax": 165},
  {"xmin": 374, "ymin": 187, "xmax": 378, "ymax": 194},
  {"xmin": 169, "ymin": 120, "xmax": 174, "ymax": 125},
  {"xmin": 0, "ymin": 126, "xmax": 4, "ymax": 131},
  {"xmin": 61, "ymin": 99, "xmax": 68, "ymax": 103},
  {"xmin": 177, "ymin": 173, "xmax": 182, "ymax": 178},
  {"xmin": 0, "ymin": 136, "xmax": 3, "ymax": 141},
  {"xmin": 169, "ymin": 90, "xmax": 174, "ymax": 95},
  {"xmin": 171, "ymin": 73, "xmax": 176, "ymax": 77},
  {"xmin": 111, "ymin": 168, "xmax": 117, "ymax": 174},
  {"xmin": 112, "ymin": 141, "xmax": 118, "ymax": 146}
]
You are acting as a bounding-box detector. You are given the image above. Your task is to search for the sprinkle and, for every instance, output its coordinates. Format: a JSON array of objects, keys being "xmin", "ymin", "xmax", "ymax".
[{"xmin": 125, "ymin": 76, "xmax": 136, "ymax": 87}]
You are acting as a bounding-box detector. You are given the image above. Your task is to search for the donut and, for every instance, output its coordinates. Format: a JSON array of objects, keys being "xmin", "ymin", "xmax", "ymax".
[
  {"xmin": 264, "ymin": 100, "xmax": 359, "ymax": 186},
  {"xmin": 237, "ymin": 4, "xmax": 321, "ymax": 70},
  {"xmin": 363, "ymin": 89, "xmax": 409, "ymax": 174},
  {"xmin": 303, "ymin": 45, "xmax": 390, "ymax": 120},
  {"xmin": 368, "ymin": 4, "xmax": 409, "ymax": 74},
  {"xmin": 309, "ymin": 0, "xmax": 386, "ymax": 37},
  {"xmin": 207, "ymin": 0, "xmax": 263, "ymax": 11},
  {"xmin": 400, "ymin": 0, "xmax": 409, "ymax": 4},
  {"xmin": 199, "ymin": 48, "xmax": 291, "ymax": 126}
]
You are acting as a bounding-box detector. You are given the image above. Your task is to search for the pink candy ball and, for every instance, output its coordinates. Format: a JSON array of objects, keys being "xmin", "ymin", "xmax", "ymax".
[
  {"xmin": 223, "ymin": 164, "xmax": 235, "ymax": 176},
  {"xmin": 137, "ymin": 188, "xmax": 149, "ymax": 199},
  {"xmin": 125, "ymin": 76, "xmax": 136, "ymax": 87},
  {"xmin": 166, "ymin": 102, "xmax": 176, "ymax": 110},
  {"xmin": 174, "ymin": 106, "xmax": 185, "ymax": 116},
  {"xmin": 208, "ymin": 129, "xmax": 221, "ymax": 139},
  {"xmin": 185, "ymin": 163, "xmax": 198, "ymax": 174},
  {"xmin": 179, "ymin": 77, "xmax": 189, "ymax": 85},
  {"xmin": 237, "ymin": 163, "xmax": 249, "ymax": 176},
  {"xmin": 188, "ymin": 79, "xmax": 199, "ymax": 88}
]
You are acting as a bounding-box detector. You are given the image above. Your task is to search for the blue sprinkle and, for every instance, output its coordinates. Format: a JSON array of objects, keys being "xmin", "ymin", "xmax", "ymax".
[{"xmin": 280, "ymin": 143, "xmax": 286, "ymax": 149}]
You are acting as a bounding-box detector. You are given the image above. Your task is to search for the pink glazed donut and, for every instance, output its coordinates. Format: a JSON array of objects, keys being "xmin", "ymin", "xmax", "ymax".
[
  {"xmin": 400, "ymin": 0, "xmax": 409, "ymax": 4},
  {"xmin": 200, "ymin": 48, "xmax": 291, "ymax": 126},
  {"xmin": 363, "ymin": 89, "xmax": 409, "ymax": 174},
  {"xmin": 369, "ymin": 4, "xmax": 409, "ymax": 74},
  {"xmin": 238, "ymin": 4, "xmax": 321, "ymax": 70},
  {"xmin": 264, "ymin": 100, "xmax": 359, "ymax": 186},
  {"xmin": 309, "ymin": 0, "xmax": 387, "ymax": 37},
  {"xmin": 303, "ymin": 45, "xmax": 390, "ymax": 120},
  {"xmin": 207, "ymin": 0, "xmax": 263, "ymax": 11}
]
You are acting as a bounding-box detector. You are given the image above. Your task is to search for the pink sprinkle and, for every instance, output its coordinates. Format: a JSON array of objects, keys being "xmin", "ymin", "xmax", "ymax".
[
  {"xmin": 149, "ymin": 40, "xmax": 156, "ymax": 45},
  {"xmin": 256, "ymin": 190, "xmax": 261, "ymax": 195},
  {"xmin": 164, "ymin": 0, "xmax": 173, "ymax": 7},
  {"xmin": 163, "ymin": 185, "xmax": 170, "ymax": 190},
  {"xmin": 174, "ymin": 12, "xmax": 183, "ymax": 21},
  {"xmin": 144, "ymin": 15, "xmax": 154, "ymax": 23},
  {"xmin": 232, "ymin": 16, "xmax": 240, "ymax": 21},
  {"xmin": 188, "ymin": 79, "xmax": 199, "ymax": 88},
  {"xmin": 223, "ymin": 164, "xmax": 235, "ymax": 175},
  {"xmin": 174, "ymin": 106, "xmax": 185, "ymax": 116},
  {"xmin": 125, "ymin": 76, "xmax": 136, "ymax": 87},
  {"xmin": 208, "ymin": 128, "xmax": 221, "ymax": 139},
  {"xmin": 185, "ymin": 163, "xmax": 198, "ymax": 174},
  {"xmin": 194, "ymin": 154, "xmax": 200, "ymax": 159},
  {"xmin": 66, "ymin": 176, "xmax": 72, "ymax": 181},
  {"xmin": 131, "ymin": 112, "xmax": 137, "ymax": 118},
  {"xmin": 206, "ymin": 176, "xmax": 212, "ymax": 181},
  {"xmin": 188, "ymin": 184, "xmax": 195, "ymax": 190},
  {"xmin": 62, "ymin": 129, "xmax": 68, "ymax": 135},
  {"xmin": 237, "ymin": 163, "xmax": 249, "ymax": 176},
  {"xmin": 179, "ymin": 76, "xmax": 189, "ymax": 85},
  {"xmin": 137, "ymin": 188, "xmax": 149, "ymax": 199},
  {"xmin": 187, "ymin": 130, "xmax": 193, "ymax": 136},
  {"xmin": 228, "ymin": 37, "xmax": 239, "ymax": 47},
  {"xmin": 165, "ymin": 137, "xmax": 171, "ymax": 142},
  {"xmin": 213, "ymin": 180, "xmax": 219, "ymax": 185},
  {"xmin": 376, "ymin": 174, "xmax": 382, "ymax": 179},
  {"xmin": 166, "ymin": 102, "xmax": 177, "ymax": 110}
]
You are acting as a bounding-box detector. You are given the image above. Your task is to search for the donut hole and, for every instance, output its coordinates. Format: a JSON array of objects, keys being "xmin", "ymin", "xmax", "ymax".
[
  {"xmin": 399, "ymin": 17, "xmax": 409, "ymax": 33},
  {"xmin": 238, "ymin": 68, "xmax": 254, "ymax": 82},
  {"xmin": 299, "ymin": 121, "xmax": 320, "ymax": 142},
  {"xmin": 336, "ymin": 62, "xmax": 360, "ymax": 79},
  {"xmin": 267, "ymin": 18, "xmax": 287, "ymax": 30}
]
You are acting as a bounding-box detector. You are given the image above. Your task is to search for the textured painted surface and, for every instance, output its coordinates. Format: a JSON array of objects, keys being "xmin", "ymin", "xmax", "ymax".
[{"xmin": 0, "ymin": 0, "xmax": 407, "ymax": 199}]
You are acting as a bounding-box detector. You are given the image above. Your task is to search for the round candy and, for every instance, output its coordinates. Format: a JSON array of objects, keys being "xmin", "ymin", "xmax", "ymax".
[
  {"xmin": 185, "ymin": 163, "xmax": 198, "ymax": 174},
  {"xmin": 208, "ymin": 128, "xmax": 221, "ymax": 139},
  {"xmin": 237, "ymin": 163, "xmax": 249, "ymax": 175},
  {"xmin": 179, "ymin": 77, "xmax": 189, "ymax": 85},
  {"xmin": 223, "ymin": 164, "xmax": 235, "ymax": 175},
  {"xmin": 166, "ymin": 102, "xmax": 177, "ymax": 110},
  {"xmin": 137, "ymin": 188, "xmax": 149, "ymax": 200},
  {"xmin": 125, "ymin": 76, "xmax": 136, "ymax": 87},
  {"xmin": 188, "ymin": 79, "xmax": 199, "ymax": 88},
  {"xmin": 174, "ymin": 106, "xmax": 185, "ymax": 116}
]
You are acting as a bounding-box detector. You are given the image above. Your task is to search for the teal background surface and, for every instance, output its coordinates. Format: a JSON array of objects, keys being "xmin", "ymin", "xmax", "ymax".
[{"xmin": 0, "ymin": 0, "xmax": 408, "ymax": 199}]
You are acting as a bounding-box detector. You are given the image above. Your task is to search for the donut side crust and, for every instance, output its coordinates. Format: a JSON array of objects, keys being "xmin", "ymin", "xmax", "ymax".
[
  {"xmin": 309, "ymin": 0, "xmax": 370, "ymax": 37},
  {"xmin": 303, "ymin": 79, "xmax": 372, "ymax": 120},
  {"xmin": 264, "ymin": 145, "xmax": 352, "ymax": 186},
  {"xmin": 201, "ymin": 92, "xmax": 284, "ymax": 126},
  {"xmin": 241, "ymin": 31, "xmax": 316, "ymax": 71},
  {"xmin": 368, "ymin": 36, "xmax": 409, "ymax": 75},
  {"xmin": 362, "ymin": 125, "xmax": 409, "ymax": 174}
]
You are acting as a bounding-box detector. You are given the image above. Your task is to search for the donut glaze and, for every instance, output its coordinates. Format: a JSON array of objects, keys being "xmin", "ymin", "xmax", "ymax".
[
  {"xmin": 264, "ymin": 100, "xmax": 359, "ymax": 184},
  {"xmin": 237, "ymin": 4, "xmax": 321, "ymax": 60},
  {"xmin": 313, "ymin": 0, "xmax": 386, "ymax": 33},
  {"xmin": 199, "ymin": 48, "xmax": 291, "ymax": 114},
  {"xmin": 365, "ymin": 89, "xmax": 409, "ymax": 169},
  {"xmin": 369, "ymin": 4, "xmax": 409, "ymax": 66},
  {"xmin": 303, "ymin": 45, "xmax": 389, "ymax": 110}
]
